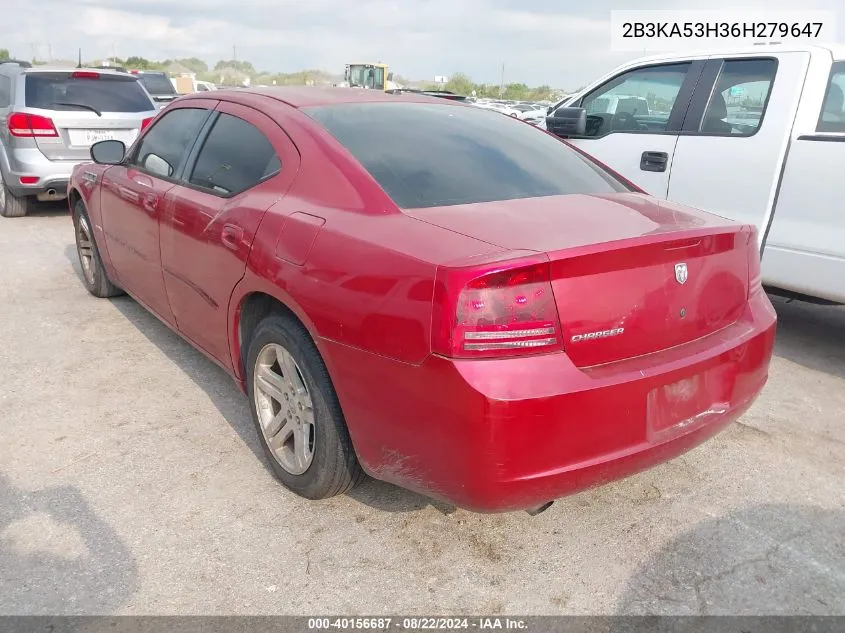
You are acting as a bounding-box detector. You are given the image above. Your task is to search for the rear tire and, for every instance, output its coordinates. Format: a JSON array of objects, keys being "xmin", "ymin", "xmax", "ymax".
[
  {"xmin": 246, "ymin": 313, "xmax": 364, "ymax": 500},
  {"xmin": 0, "ymin": 182, "xmax": 30, "ymax": 218},
  {"xmin": 72, "ymin": 200, "xmax": 123, "ymax": 298}
]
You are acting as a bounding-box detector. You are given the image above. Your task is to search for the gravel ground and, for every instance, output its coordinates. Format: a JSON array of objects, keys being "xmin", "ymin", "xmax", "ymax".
[{"xmin": 0, "ymin": 205, "xmax": 843, "ymax": 615}]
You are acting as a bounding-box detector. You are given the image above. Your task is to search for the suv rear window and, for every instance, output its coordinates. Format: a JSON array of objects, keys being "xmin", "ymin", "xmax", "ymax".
[
  {"xmin": 25, "ymin": 73, "xmax": 154, "ymax": 113},
  {"xmin": 304, "ymin": 102, "xmax": 629, "ymax": 209},
  {"xmin": 137, "ymin": 73, "xmax": 177, "ymax": 96}
]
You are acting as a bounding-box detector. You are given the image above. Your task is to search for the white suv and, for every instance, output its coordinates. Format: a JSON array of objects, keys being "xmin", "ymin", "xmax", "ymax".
[{"xmin": 0, "ymin": 62, "xmax": 158, "ymax": 217}]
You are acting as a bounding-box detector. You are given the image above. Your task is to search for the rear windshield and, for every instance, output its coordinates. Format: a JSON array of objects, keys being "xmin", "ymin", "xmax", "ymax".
[
  {"xmin": 25, "ymin": 73, "xmax": 154, "ymax": 113},
  {"xmin": 304, "ymin": 102, "xmax": 629, "ymax": 209},
  {"xmin": 138, "ymin": 73, "xmax": 177, "ymax": 96}
]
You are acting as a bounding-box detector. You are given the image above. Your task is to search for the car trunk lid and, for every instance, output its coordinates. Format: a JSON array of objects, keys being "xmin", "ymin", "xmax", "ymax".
[{"xmin": 407, "ymin": 193, "xmax": 752, "ymax": 367}]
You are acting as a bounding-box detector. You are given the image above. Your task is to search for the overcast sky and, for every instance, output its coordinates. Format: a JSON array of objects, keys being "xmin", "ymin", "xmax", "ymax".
[{"xmin": 5, "ymin": 0, "xmax": 845, "ymax": 89}]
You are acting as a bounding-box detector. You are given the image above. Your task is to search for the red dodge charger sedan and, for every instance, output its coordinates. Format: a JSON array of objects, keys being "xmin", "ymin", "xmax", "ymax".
[{"xmin": 68, "ymin": 87, "xmax": 776, "ymax": 513}]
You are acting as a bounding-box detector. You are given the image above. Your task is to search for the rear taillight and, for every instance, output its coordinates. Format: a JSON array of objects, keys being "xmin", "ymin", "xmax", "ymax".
[
  {"xmin": 746, "ymin": 229, "xmax": 763, "ymax": 296},
  {"xmin": 71, "ymin": 71, "xmax": 100, "ymax": 79},
  {"xmin": 141, "ymin": 117, "xmax": 153, "ymax": 131},
  {"xmin": 432, "ymin": 257, "xmax": 563, "ymax": 359},
  {"xmin": 8, "ymin": 112, "xmax": 58, "ymax": 137}
]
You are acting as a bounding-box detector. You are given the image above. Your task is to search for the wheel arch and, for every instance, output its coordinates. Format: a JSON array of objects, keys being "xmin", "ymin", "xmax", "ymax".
[
  {"xmin": 229, "ymin": 285, "xmax": 325, "ymax": 386},
  {"xmin": 68, "ymin": 186, "xmax": 83, "ymax": 212}
]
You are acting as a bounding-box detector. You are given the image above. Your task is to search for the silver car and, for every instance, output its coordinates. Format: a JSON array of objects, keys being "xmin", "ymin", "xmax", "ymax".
[{"xmin": 0, "ymin": 62, "xmax": 158, "ymax": 217}]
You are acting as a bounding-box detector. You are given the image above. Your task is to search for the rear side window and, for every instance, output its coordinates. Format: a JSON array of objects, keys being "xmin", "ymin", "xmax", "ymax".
[
  {"xmin": 304, "ymin": 102, "xmax": 629, "ymax": 209},
  {"xmin": 0, "ymin": 75, "xmax": 10, "ymax": 108},
  {"xmin": 188, "ymin": 113, "xmax": 280, "ymax": 196},
  {"xmin": 699, "ymin": 58, "xmax": 777, "ymax": 136},
  {"xmin": 817, "ymin": 62, "xmax": 845, "ymax": 133},
  {"xmin": 25, "ymin": 73, "xmax": 154, "ymax": 113},
  {"xmin": 131, "ymin": 108, "xmax": 209, "ymax": 179}
]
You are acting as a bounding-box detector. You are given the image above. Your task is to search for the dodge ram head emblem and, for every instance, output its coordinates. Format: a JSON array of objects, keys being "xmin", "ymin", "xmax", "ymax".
[{"xmin": 675, "ymin": 262, "xmax": 688, "ymax": 285}]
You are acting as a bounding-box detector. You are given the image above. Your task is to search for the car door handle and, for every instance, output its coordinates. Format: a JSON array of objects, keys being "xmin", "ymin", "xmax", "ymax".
[
  {"xmin": 142, "ymin": 193, "xmax": 158, "ymax": 214},
  {"xmin": 221, "ymin": 224, "xmax": 244, "ymax": 251},
  {"xmin": 640, "ymin": 151, "xmax": 669, "ymax": 172}
]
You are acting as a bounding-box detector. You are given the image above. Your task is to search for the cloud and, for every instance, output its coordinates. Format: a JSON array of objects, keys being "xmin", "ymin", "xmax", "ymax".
[{"xmin": 6, "ymin": 0, "xmax": 845, "ymax": 89}]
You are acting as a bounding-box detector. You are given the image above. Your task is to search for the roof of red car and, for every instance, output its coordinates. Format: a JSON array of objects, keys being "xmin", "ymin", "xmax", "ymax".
[{"xmin": 185, "ymin": 86, "xmax": 456, "ymax": 109}]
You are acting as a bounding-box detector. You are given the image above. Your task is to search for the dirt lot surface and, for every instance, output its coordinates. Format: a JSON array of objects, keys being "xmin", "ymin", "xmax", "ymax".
[{"xmin": 1, "ymin": 207, "xmax": 843, "ymax": 615}]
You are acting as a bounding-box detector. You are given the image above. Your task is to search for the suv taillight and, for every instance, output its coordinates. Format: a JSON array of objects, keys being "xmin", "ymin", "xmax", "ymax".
[
  {"xmin": 141, "ymin": 117, "xmax": 154, "ymax": 131},
  {"xmin": 432, "ymin": 256, "xmax": 564, "ymax": 359},
  {"xmin": 8, "ymin": 112, "xmax": 58, "ymax": 138}
]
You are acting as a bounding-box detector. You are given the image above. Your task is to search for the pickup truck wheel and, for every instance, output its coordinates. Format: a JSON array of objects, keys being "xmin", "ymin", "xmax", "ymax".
[
  {"xmin": 72, "ymin": 200, "xmax": 123, "ymax": 298},
  {"xmin": 0, "ymin": 182, "xmax": 30, "ymax": 218},
  {"xmin": 246, "ymin": 314, "xmax": 364, "ymax": 500}
]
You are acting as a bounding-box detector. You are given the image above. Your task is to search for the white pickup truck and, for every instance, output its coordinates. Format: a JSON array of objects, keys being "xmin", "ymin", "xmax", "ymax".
[{"xmin": 545, "ymin": 43, "xmax": 845, "ymax": 304}]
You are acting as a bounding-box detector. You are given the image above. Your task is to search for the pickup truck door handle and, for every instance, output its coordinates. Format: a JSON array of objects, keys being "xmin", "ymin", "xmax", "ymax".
[
  {"xmin": 640, "ymin": 151, "xmax": 669, "ymax": 172},
  {"xmin": 221, "ymin": 224, "xmax": 244, "ymax": 251}
]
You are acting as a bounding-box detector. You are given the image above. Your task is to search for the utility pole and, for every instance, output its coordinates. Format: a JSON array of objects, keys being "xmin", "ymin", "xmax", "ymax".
[
  {"xmin": 499, "ymin": 62, "xmax": 505, "ymax": 97},
  {"xmin": 30, "ymin": 43, "xmax": 36, "ymax": 63},
  {"xmin": 47, "ymin": 41, "xmax": 52, "ymax": 61},
  {"xmin": 233, "ymin": 45, "xmax": 237, "ymax": 62}
]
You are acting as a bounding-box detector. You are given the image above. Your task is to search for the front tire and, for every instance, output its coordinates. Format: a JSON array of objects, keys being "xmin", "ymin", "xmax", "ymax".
[
  {"xmin": 246, "ymin": 313, "xmax": 363, "ymax": 500},
  {"xmin": 72, "ymin": 200, "xmax": 123, "ymax": 298}
]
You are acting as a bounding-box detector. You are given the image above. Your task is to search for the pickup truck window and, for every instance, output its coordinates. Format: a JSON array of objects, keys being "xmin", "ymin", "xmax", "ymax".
[
  {"xmin": 579, "ymin": 63, "xmax": 692, "ymax": 137},
  {"xmin": 817, "ymin": 62, "xmax": 845, "ymax": 133},
  {"xmin": 699, "ymin": 59, "xmax": 777, "ymax": 136}
]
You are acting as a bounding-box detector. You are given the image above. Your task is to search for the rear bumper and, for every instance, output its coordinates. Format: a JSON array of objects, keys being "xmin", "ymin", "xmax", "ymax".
[
  {"xmin": 2, "ymin": 147, "xmax": 75, "ymax": 198},
  {"xmin": 322, "ymin": 290, "xmax": 777, "ymax": 512}
]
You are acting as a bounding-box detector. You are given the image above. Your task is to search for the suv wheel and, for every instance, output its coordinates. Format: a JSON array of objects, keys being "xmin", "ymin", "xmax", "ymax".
[{"xmin": 0, "ymin": 182, "xmax": 31, "ymax": 218}]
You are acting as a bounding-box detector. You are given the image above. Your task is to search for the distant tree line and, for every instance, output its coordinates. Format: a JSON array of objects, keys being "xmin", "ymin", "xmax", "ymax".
[
  {"xmin": 422, "ymin": 72, "xmax": 563, "ymax": 101},
  {"xmin": 0, "ymin": 48, "xmax": 566, "ymax": 96}
]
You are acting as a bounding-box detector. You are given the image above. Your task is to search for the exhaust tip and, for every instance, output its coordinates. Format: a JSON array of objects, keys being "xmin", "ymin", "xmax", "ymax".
[
  {"xmin": 46, "ymin": 188, "xmax": 57, "ymax": 196},
  {"xmin": 526, "ymin": 501, "xmax": 554, "ymax": 516}
]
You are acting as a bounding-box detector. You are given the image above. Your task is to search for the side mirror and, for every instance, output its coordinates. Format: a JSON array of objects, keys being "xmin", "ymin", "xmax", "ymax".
[
  {"xmin": 546, "ymin": 106, "xmax": 587, "ymax": 138},
  {"xmin": 90, "ymin": 139, "xmax": 126, "ymax": 165},
  {"xmin": 387, "ymin": 72, "xmax": 394, "ymax": 81},
  {"xmin": 143, "ymin": 153, "xmax": 173, "ymax": 178}
]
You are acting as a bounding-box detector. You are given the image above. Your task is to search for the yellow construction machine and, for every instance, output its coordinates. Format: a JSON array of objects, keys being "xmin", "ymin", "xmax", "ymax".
[{"xmin": 344, "ymin": 63, "xmax": 399, "ymax": 91}]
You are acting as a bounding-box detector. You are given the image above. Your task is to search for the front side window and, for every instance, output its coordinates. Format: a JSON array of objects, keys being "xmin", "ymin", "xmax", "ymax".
[
  {"xmin": 817, "ymin": 61, "xmax": 845, "ymax": 133},
  {"xmin": 579, "ymin": 63, "xmax": 691, "ymax": 136},
  {"xmin": 188, "ymin": 113, "xmax": 280, "ymax": 196},
  {"xmin": 699, "ymin": 58, "xmax": 777, "ymax": 136},
  {"xmin": 304, "ymin": 102, "xmax": 629, "ymax": 210},
  {"xmin": 131, "ymin": 107, "xmax": 209, "ymax": 179}
]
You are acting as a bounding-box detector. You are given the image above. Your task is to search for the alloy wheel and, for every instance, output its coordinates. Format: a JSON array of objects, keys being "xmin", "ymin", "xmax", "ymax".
[
  {"xmin": 253, "ymin": 343, "xmax": 316, "ymax": 475},
  {"xmin": 76, "ymin": 214, "xmax": 96, "ymax": 287}
]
